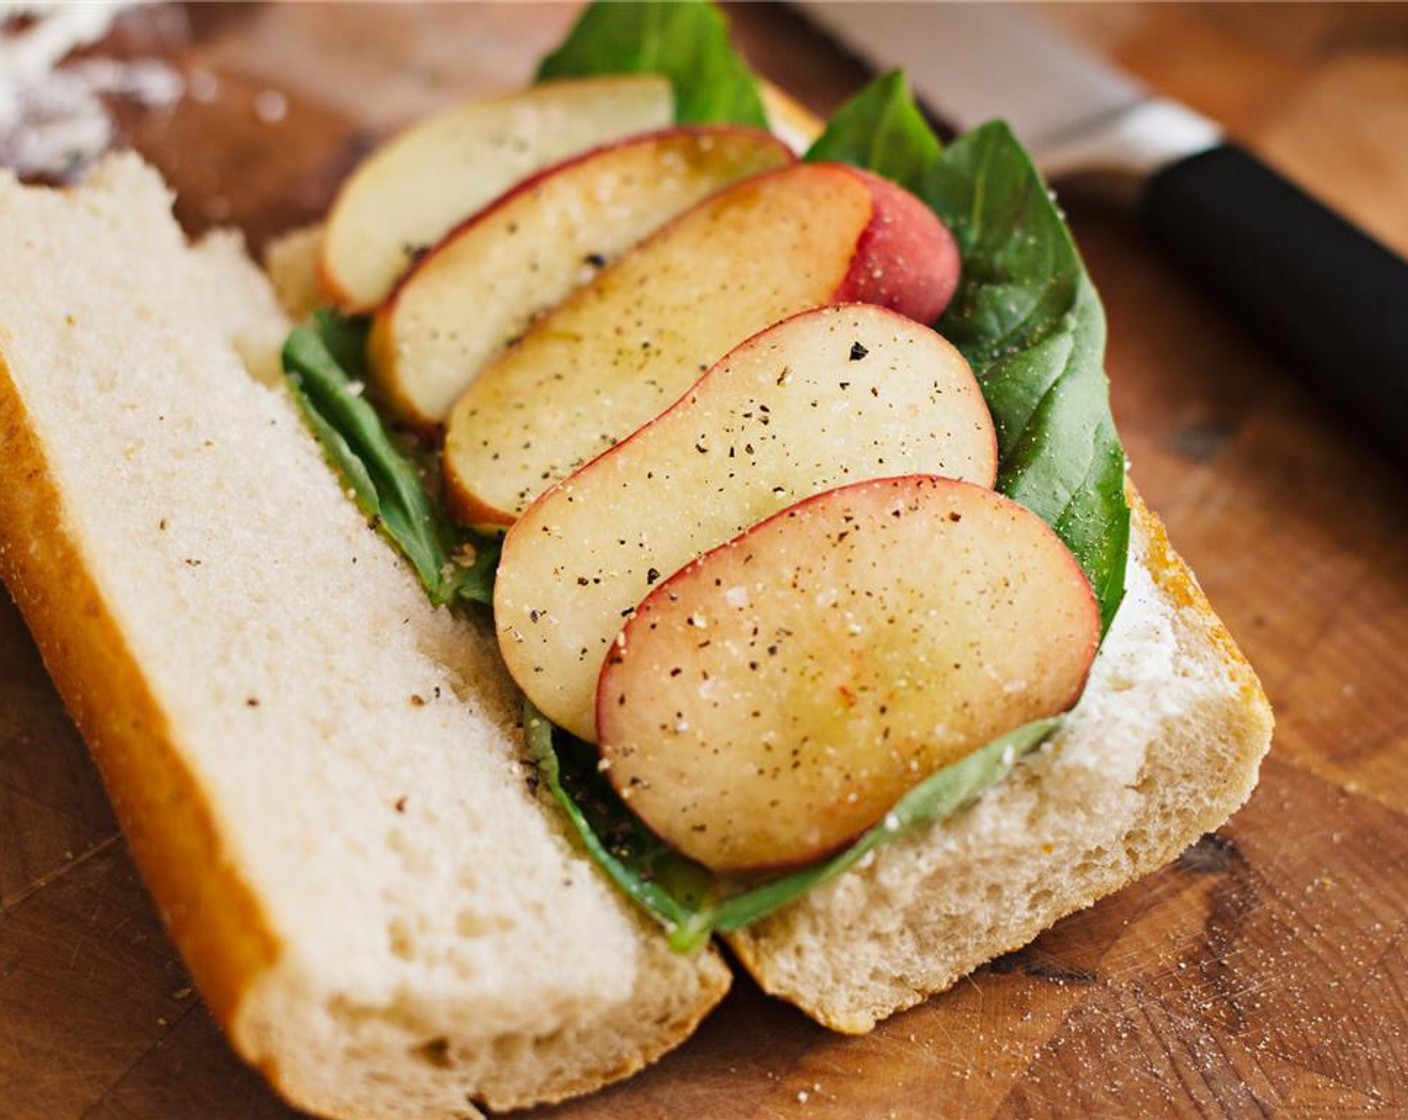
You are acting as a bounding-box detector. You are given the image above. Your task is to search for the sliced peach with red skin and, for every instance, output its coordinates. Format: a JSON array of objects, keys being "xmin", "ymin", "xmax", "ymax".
[
  {"xmin": 319, "ymin": 76, "xmax": 675, "ymax": 313},
  {"xmin": 368, "ymin": 126, "xmax": 793, "ymax": 431},
  {"xmin": 495, "ymin": 303, "xmax": 995, "ymax": 742},
  {"xmin": 442, "ymin": 161, "xmax": 962, "ymax": 527},
  {"xmin": 596, "ymin": 476, "xmax": 1100, "ymax": 872}
]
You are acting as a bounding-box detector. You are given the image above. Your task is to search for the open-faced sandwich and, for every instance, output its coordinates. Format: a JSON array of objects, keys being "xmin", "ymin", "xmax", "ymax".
[{"xmin": 0, "ymin": 3, "xmax": 1272, "ymax": 1117}]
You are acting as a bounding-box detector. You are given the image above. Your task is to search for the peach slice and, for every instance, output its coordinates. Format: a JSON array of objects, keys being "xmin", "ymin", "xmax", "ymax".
[
  {"xmin": 320, "ymin": 76, "xmax": 674, "ymax": 313},
  {"xmin": 442, "ymin": 162, "xmax": 962, "ymax": 527},
  {"xmin": 368, "ymin": 127, "xmax": 793, "ymax": 430},
  {"xmin": 596, "ymin": 476, "xmax": 1100, "ymax": 872},
  {"xmin": 495, "ymin": 304, "xmax": 996, "ymax": 741}
]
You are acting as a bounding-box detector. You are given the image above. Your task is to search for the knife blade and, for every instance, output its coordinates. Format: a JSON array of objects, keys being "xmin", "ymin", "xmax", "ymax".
[
  {"xmin": 802, "ymin": 1, "xmax": 1224, "ymax": 180},
  {"xmin": 799, "ymin": 2, "xmax": 1408, "ymax": 466}
]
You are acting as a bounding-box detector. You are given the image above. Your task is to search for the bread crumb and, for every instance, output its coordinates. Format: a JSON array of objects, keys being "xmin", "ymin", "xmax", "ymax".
[{"xmin": 254, "ymin": 88, "xmax": 288, "ymax": 124}]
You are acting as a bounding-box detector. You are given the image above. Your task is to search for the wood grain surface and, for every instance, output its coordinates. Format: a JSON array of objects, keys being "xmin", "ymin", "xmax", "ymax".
[{"xmin": 4, "ymin": 3, "xmax": 1408, "ymax": 1117}]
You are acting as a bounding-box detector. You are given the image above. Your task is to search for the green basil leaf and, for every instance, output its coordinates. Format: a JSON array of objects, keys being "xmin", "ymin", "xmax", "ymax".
[
  {"xmin": 437, "ymin": 532, "xmax": 501, "ymax": 609},
  {"xmin": 536, "ymin": 0, "xmax": 767, "ymax": 129},
  {"xmin": 804, "ymin": 70, "xmax": 940, "ymax": 194},
  {"xmin": 927, "ymin": 122, "xmax": 1130, "ymax": 630},
  {"xmin": 527, "ymin": 697, "xmax": 1058, "ymax": 951},
  {"xmin": 282, "ymin": 317, "xmax": 499, "ymax": 607},
  {"xmin": 310, "ymin": 307, "xmax": 371, "ymax": 382}
]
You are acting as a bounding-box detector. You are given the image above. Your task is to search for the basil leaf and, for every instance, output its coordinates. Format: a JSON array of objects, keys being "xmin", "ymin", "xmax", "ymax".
[
  {"xmin": 536, "ymin": 0, "xmax": 767, "ymax": 129},
  {"xmin": 804, "ymin": 70, "xmax": 939, "ymax": 194},
  {"xmin": 926, "ymin": 122, "xmax": 1129, "ymax": 630},
  {"xmin": 437, "ymin": 533, "xmax": 500, "ymax": 609},
  {"xmin": 282, "ymin": 317, "xmax": 499, "ymax": 607},
  {"xmin": 528, "ymin": 697, "xmax": 1057, "ymax": 950},
  {"xmin": 310, "ymin": 307, "xmax": 371, "ymax": 382}
]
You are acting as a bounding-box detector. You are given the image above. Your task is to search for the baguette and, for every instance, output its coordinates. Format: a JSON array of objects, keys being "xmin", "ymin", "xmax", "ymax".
[
  {"xmin": 0, "ymin": 155, "xmax": 727, "ymax": 1119},
  {"xmin": 0, "ymin": 85, "xmax": 1272, "ymax": 1120}
]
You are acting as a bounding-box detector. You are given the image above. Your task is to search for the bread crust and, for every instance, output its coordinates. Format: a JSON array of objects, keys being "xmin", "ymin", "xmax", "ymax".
[
  {"xmin": 263, "ymin": 223, "xmax": 327, "ymax": 323},
  {"xmin": 231, "ymin": 929, "xmax": 730, "ymax": 1118},
  {"xmin": 0, "ymin": 352, "xmax": 280, "ymax": 1024}
]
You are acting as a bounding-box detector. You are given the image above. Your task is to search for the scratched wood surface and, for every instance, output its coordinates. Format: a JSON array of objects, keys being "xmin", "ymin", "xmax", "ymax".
[{"xmin": 3, "ymin": 3, "xmax": 1408, "ymax": 1117}]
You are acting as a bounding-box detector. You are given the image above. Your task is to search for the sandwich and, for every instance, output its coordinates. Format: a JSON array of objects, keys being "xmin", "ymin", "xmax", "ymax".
[{"xmin": 0, "ymin": 2, "xmax": 1273, "ymax": 1116}]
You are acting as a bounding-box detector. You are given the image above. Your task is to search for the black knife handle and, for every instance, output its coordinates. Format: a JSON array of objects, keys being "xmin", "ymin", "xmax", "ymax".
[{"xmin": 1141, "ymin": 143, "xmax": 1408, "ymax": 462}]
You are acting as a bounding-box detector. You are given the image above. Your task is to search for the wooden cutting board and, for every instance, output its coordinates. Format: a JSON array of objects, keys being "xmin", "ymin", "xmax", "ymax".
[{"xmin": 4, "ymin": 4, "xmax": 1408, "ymax": 1117}]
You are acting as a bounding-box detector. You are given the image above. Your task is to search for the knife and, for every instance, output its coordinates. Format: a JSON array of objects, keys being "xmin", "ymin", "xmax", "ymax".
[{"xmin": 800, "ymin": 2, "xmax": 1408, "ymax": 464}]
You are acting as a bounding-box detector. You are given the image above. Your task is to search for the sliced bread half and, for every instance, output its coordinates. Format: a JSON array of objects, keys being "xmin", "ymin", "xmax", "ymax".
[{"xmin": 0, "ymin": 154, "xmax": 728, "ymax": 1119}]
